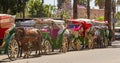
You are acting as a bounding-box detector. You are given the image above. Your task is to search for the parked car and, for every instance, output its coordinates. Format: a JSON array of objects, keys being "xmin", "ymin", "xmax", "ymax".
[{"xmin": 115, "ymin": 27, "xmax": 120, "ymax": 40}]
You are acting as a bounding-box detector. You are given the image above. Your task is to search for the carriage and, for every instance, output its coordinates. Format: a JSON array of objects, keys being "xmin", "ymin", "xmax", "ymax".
[
  {"xmin": 34, "ymin": 19, "xmax": 69, "ymax": 54},
  {"xmin": 92, "ymin": 20, "xmax": 109, "ymax": 48},
  {"xmin": 66, "ymin": 19, "xmax": 93, "ymax": 50},
  {"xmin": 0, "ymin": 14, "xmax": 18, "ymax": 60},
  {"xmin": 66, "ymin": 18, "xmax": 109, "ymax": 49}
]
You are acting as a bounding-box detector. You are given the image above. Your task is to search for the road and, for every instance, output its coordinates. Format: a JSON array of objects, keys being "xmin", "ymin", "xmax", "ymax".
[{"xmin": 0, "ymin": 41, "xmax": 120, "ymax": 63}]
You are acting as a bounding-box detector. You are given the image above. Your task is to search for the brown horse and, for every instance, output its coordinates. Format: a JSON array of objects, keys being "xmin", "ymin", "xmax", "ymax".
[{"xmin": 15, "ymin": 27, "xmax": 42, "ymax": 58}]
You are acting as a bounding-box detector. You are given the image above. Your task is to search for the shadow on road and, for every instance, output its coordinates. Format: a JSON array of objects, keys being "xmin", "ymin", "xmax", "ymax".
[
  {"xmin": 0, "ymin": 58, "xmax": 11, "ymax": 63},
  {"xmin": 0, "ymin": 51, "xmax": 62, "ymax": 63}
]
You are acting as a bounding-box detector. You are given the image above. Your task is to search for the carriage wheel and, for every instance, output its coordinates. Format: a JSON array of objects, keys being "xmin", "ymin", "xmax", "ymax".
[
  {"xmin": 8, "ymin": 38, "xmax": 19, "ymax": 61},
  {"xmin": 70, "ymin": 38, "xmax": 81, "ymax": 51},
  {"xmin": 44, "ymin": 40, "xmax": 51, "ymax": 54},
  {"xmin": 75, "ymin": 39, "xmax": 81, "ymax": 51},
  {"xmin": 70, "ymin": 38, "xmax": 76, "ymax": 50},
  {"xmin": 62, "ymin": 36, "xmax": 68, "ymax": 53}
]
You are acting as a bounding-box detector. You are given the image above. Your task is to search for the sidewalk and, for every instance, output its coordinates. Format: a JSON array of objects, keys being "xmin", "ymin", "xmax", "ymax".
[{"xmin": 112, "ymin": 40, "xmax": 120, "ymax": 48}]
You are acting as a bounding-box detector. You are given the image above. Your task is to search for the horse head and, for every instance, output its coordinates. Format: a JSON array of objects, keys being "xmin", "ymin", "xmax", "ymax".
[{"xmin": 15, "ymin": 27, "xmax": 25, "ymax": 39}]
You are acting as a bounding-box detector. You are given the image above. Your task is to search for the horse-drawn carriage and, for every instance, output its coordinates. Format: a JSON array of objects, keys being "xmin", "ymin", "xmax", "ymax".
[
  {"xmin": 92, "ymin": 20, "xmax": 109, "ymax": 48},
  {"xmin": 0, "ymin": 14, "xmax": 18, "ymax": 60},
  {"xmin": 66, "ymin": 19, "xmax": 93, "ymax": 50},
  {"xmin": 66, "ymin": 18, "xmax": 109, "ymax": 49},
  {"xmin": 34, "ymin": 19, "xmax": 69, "ymax": 54}
]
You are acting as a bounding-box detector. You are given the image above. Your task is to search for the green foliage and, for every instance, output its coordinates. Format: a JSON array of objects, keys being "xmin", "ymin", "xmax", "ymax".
[
  {"xmin": 115, "ymin": 12, "xmax": 120, "ymax": 20},
  {"xmin": 115, "ymin": 12, "xmax": 120, "ymax": 27},
  {"xmin": 95, "ymin": 16, "xmax": 104, "ymax": 21},
  {"xmin": 28, "ymin": 0, "xmax": 56, "ymax": 18},
  {"xmin": 95, "ymin": 0, "xmax": 105, "ymax": 9},
  {"xmin": 78, "ymin": 0, "xmax": 87, "ymax": 6},
  {"xmin": 0, "ymin": 0, "xmax": 29, "ymax": 15},
  {"xmin": 54, "ymin": 10, "xmax": 71, "ymax": 20},
  {"xmin": 117, "ymin": 0, "xmax": 120, "ymax": 5}
]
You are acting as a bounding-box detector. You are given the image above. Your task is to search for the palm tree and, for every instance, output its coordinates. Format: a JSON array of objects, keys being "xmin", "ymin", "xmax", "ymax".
[
  {"xmin": 87, "ymin": 0, "xmax": 90, "ymax": 19},
  {"xmin": 104, "ymin": 0, "xmax": 112, "ymax": 46},
  {"xmin": 73, "ymin": 0, "xmax": 78, "ymax": 19},
  {"xmin": 95, "ymin": 0, "xmax": 105, "ymax": 9}
]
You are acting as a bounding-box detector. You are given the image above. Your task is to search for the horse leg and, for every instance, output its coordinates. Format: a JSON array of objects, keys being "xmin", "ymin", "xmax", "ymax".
[
  {"xmin": 39, "ymin": 43, "xmax": 42, "ymax": 55},
  {"xmin": 19, "ymin": 45, "xmax": 23, "ymax": 57}
]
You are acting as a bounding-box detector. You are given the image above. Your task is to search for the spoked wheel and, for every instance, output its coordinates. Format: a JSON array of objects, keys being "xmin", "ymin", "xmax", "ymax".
[
  {"xmin": 8, "ymin": 38, "xmax": 19, "ymax": 61},
  {"xmin": 62, "ymin": 36, "xmax": 68, "ymax": 53},
  {"xmin": 44, "ymin": 40, "xmax": 52, "ymax": 54},
  {"xmin": 70, "ymin": 38, "xmax": 76, "ymax": 50},
  {"xmin": 75, "ymin": 39, "xmax": 81, "ymax": 51},
  {"xmin": 71, "ymin": 38, "xmax": 82, "ymax": 51}
]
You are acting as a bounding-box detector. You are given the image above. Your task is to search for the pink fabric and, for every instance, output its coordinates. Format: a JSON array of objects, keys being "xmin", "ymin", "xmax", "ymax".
[
  {"xmin": 73, "ymin": 25, "xmax": 81, "ymax": 31},
  {"xmin": 41, "ymin": 29, "xmax": 48, "ymax": 32},
  {"xmin": 50, "ymin": 29, "xmax": 59, "ymax": 39}
]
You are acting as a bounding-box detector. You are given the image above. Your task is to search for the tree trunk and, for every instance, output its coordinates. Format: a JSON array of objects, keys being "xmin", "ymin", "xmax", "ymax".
[
  {"xmin": 73, "ymin": 0, "xmax": 78, "ymax": 19},
  {"xmin": 112, "ymin": 0, "xmax": 116, "ymax": 41},
  {"xmin": 104, "ymin": 0, "xmax": 112, "ymax": 46},
  {"xmin": 42, "ymin": 0, "xmax": 44, "ymax": 4},
  {"xmin": 22, "ymin": 0, "xmax": 25, "ymax": 19},
  {"xmin": 87, "ymin": 0, "xmax": 90, "ymax": 19}
]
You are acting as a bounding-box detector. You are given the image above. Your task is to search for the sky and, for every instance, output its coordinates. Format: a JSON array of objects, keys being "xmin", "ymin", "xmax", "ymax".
[{"xmin": 44, "ymin": 0, "xmax": 120, "ymax": 12}]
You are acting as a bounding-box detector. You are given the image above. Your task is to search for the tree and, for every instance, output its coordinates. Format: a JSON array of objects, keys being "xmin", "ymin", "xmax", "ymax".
[
  {"xmin": 87, "ymin": 0, "xmax": 90, "ymax": 19},
  {"xmin": 0, "ymin": 0, "xmax": 29, "ymax": 18},
  {"xmin": 28, "ymin": 0, "xmax": 56, "ymax": 18},
  {"xmin": 78, "ymin": 0, "xmax": 91, "ymax": 19},
  {"xmin": 117, "ymin": 0, "xmax": 120, "ymax": 5},
  {"xmin": 115, "ymin": 12, "xmax": 120, "ymax": 20},
  {"xmin": 95, "ymin": 0, "xmax": 105, "ymax": 9},
  {"xmin": 57, "ymin": 0, "xmax": 66, "ymax": 9},
  {"xmin": 104, "ymin": 0, "xmax": 112, "ymax": 46},
  {"xmin": 73, "ymin": 0, "xmax": 78, "ymax": 19},
  {"xmin": 78, "ymin": 0, "xmax": 87, "ymax": 6},
  {"xmin": 0, "ymin": 0, "xmax": 12, "ymax": 13}
]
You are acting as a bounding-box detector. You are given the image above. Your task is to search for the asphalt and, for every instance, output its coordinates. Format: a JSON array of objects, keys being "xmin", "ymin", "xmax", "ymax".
[{"xmin": 0, "ymin": 40, "xmax": 120, "ymax": 63}]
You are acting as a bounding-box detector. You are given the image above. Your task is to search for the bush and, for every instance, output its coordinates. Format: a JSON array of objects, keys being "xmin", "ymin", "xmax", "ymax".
[{"xmin": 95, "ymin": 16, "xmax": 104, "ymax": 21}]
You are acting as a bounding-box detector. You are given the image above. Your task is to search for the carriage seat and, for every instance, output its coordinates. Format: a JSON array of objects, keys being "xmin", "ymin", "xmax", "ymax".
[
  {"xmin": 17, "ymin": 20, "xmax": 35, "ymax": 27},
  {"xmin": 0, "ymin": 28, "xmax": 8, "ymax": 39}
]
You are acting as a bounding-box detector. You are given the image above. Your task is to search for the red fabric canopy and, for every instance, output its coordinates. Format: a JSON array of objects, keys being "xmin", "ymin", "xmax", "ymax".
[{"xmin": 81, "ymin": 21, "xmax": 92, "ymax": 37}]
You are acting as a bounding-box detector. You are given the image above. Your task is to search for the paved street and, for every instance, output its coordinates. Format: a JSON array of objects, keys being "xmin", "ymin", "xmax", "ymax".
[{"xmin": 0, "ymin": 41, "xmax": 120, "ymax": 63}]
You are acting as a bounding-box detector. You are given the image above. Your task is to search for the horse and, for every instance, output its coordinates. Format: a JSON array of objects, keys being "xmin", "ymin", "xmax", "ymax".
[
  {"xmin": 87, "ymin": 27, "xmax": 96, "ymax": 49},
  {"xmin": 93, "ymin": 27, "xmax": 105, "ymax": 48},
  {"xmin": 15, "ymin": 27, "xmax": 42, "ymax": 58}
]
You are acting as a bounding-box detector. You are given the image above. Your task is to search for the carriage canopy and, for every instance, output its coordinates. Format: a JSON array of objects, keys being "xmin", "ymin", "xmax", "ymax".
[{"xmin": 0, "ymin": 14, "xmax": 15, "ymax": 39}]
